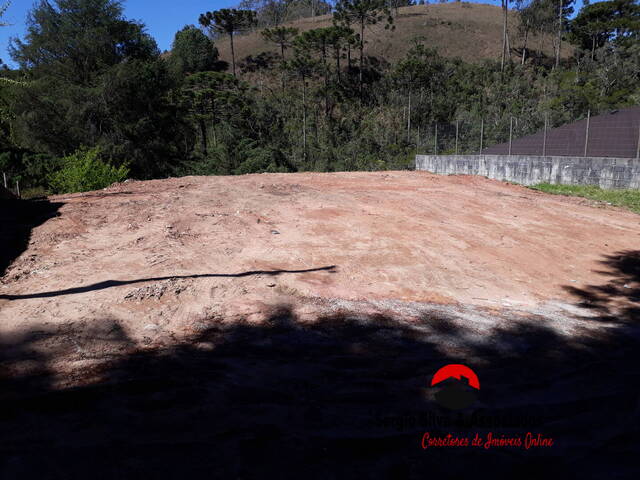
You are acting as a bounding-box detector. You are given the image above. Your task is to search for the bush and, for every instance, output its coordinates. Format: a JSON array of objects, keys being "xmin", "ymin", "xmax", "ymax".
[
  {"xmin": 235, "ymin": 146, "xmax": 294, "ymax": 175},
  {"xmin": 48, "ymin": 148, "xmax": 129, "ymax": 194}
]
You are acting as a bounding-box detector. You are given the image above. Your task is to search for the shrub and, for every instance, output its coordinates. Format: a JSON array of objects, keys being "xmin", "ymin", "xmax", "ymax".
[
  {"xmin": 235, "ymin": 146, "xmax": 293, "ymax": 175},
  {"xmin": 48, "ymin": 148, "xmax": 129, "ymax": 194}
]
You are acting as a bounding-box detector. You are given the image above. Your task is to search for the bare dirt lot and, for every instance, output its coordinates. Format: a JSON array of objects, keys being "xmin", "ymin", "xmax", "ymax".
[{"xmin": 1, "ymin": 171, "xmax": 639, "ymax": 478}]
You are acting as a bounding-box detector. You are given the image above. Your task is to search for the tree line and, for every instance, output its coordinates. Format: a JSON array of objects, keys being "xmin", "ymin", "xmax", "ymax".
[{"xmin": 0, "ymin": 0, "xmax": 639, "ymax": 195}]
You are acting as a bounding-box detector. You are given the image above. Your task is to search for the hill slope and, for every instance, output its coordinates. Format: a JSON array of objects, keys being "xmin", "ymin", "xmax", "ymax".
[{"xmin": 216, "ymin": 3, "xmax": 562, "ymax": 66}]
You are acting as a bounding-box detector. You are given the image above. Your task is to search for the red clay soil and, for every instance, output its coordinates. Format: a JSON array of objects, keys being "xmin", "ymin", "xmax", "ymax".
[
  {"xmin": 1, "ymin": 172, "xmax": 639, "ymax": 478},
  {"xmin": 1, "ymin": 171, "xmax": 637, "ymax": 330}
]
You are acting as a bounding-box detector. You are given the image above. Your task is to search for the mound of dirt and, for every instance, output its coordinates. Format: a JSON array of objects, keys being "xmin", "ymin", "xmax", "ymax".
[{"xmin": 1, "ymin": 171, "xmax": 638, "ymax": 478}]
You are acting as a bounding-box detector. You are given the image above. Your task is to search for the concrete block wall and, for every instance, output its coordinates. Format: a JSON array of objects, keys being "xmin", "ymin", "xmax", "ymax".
[{"xmin": 415, "ymin": 154, "xmax": 640, "ymax": 189}]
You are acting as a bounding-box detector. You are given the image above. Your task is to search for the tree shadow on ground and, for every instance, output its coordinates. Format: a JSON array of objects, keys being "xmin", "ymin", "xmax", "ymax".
[
  {"xmin": 0, "ymin": 199, "xmax": 63, "ymax": 278},
  {"xmin": 563, "ymin": 250, "xmax": 640, "ymax": 324},
  {"xmin": 1, "ymin": 252, "xmax": 639, "ymax": 479},
  {"xmin": 0, "ymin": 266, "xmax": 337, "ymax": 300}
]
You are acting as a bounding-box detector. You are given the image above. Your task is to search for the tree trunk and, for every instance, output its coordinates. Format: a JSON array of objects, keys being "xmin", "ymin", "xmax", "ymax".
[
  {"xmin": 359, "ymin": 20, "xmax": 365, "ymax": 99},
  {"xmin": 539, "ymin": 33, "xmax": 544, "ymax": 61},
  {"xmin": 302, "ymin": 77, "xmax": 307, "ymax": 163},
  {"xmin": 555, "ymin": 0, "xmax": 563, "ymax": 69},
  {"xmin": 281, "ymin": 42, "xmax": 286, "ymax": 92},
  {"xmin": 501, "ymin": 0, "xmax": 508, "ymax": 71},
  {"xmin": 506, "ymin": 22, "xmax": 511, "ymax": 62},
  {"xmin": 521, "ymin": 27, "xmax": 529, "ymax": 65},
  {"xmin": 230, "ymin": 32, "xmax": 236, "ymax": 77},
  {"xmin": 407, "ymin": 93, "xmax": 411, "ymax": 143},
  {"xmin": 322, "ymin": 43, "xmax": 329, "ymax": 116},
  {"xmin": 199, "ymin": 119, "xmax": 208, "ymax": 156}
]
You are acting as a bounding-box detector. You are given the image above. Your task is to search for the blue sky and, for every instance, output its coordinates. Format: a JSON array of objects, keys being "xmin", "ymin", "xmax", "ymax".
[{"xmin": 1, "ymin": 0, "xmax": 588, "ymax": 68}]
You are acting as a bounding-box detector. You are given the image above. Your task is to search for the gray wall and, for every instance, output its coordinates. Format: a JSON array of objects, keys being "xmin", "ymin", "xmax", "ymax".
[{"xmin": 415, "ymin": 154, "xmax": 640, "ymax": 189}]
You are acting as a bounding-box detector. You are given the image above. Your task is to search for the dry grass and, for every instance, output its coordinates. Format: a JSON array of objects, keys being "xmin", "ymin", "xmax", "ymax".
[{"xmin": 216, "ymin": 3, "xmax": 565, "ymax": 67}]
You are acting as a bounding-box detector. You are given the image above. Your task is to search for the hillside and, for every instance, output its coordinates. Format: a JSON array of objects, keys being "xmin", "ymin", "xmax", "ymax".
[{"xmin": 217, "ymin": 3, "xmax": 563, "ymax": 66}]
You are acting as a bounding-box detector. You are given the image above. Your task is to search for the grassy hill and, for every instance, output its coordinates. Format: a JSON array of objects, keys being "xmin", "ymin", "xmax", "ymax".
[{"xmin": 215, "ymin": 3, "xmax": 564, "ymax": 67}]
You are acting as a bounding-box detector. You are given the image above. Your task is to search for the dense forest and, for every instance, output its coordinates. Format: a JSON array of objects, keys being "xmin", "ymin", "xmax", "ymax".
[{"xmin": 0, "ymin": 0, "xmax": 639, "ymax": 196}]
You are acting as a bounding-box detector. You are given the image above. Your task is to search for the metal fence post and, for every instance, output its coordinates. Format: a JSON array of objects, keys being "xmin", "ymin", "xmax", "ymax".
[
  {"xmin": 455, "ymin": 120, "xmax": 459, "ymax": 155},
  {"xmin": 542, "ymin": 114, "xmax": 548, "ymax": 156},
  {"xmin": 479, "ymin": 118, "xmax": 484, "ymax": 154},
  {"xmin": 508, "ymin": 117, "xmax": 513, "ymax": 155},
  {"xmin": 584, "ymin": 110, "xmax": 590, "ymax": 157},
  {"xmin": 407, "ymin": 94, "xmax": 411, "ymax": 143},
  {"xmin": 636, "ymin": 122, "xmax": 640, "ymax": 160}
]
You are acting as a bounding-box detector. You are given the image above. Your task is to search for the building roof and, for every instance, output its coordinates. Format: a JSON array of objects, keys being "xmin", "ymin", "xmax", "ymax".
[{"xmin": 483, "ymin": 106, "xmax": 640, "ymax": 158}]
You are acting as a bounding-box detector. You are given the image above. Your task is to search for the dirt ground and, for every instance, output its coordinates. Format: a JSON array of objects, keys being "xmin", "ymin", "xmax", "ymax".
[{"xmin": 1, "ymin": 171, "xmax": 639, "ymax": 478}]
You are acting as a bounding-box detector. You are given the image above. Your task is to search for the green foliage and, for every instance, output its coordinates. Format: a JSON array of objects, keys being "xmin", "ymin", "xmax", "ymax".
[
  {"xmin": 9, "ymin": 0, "xmax": 158, "ymax": 84},
  {"xmin": 0, "ymin": 150, "xmax": 58, "ymax": 189},
  {"xmin": 0, "ymin": 1, "xmax": 10, "ymax": 27},
  {"xmin": 20, "ymin": 186, "xmax": 49, "ymax": 199},
  {"xmin": 530, "ymin": 183, "xmax": 640, "ymax": 214},
  {"xmin": 198, "ymin": 8, "xmax": 257, "ymax": 37},
  {"xmin": 2, "ymin": 0, "xmax": 640, "ymax": 191},
  {"xmin": 334, "ymin": 0, "xmax": 394, "ymax": 29},
  {"xmin": 48, "ymin": 147, "xmax": 129, "ymax": 194},
  {"xmin": 199, "ymin": 9, "xmax": 257, "ymax": 76},
  {"xmin": 168, "ymin": 25, "xmax": 226, "ymax": 77},
  {"xmin": 235, "ymin": 145, "xmax": 294, "ymax": 174},
  {"xmin": 178, "ymin": 71, "xmax": 250, "ymax": 159},
  {"xmin": 569, "ymin": 0, "xmax": 640, "ymax": 53},
  {"xmin": 7, "ymin": 0, "xmax": 190, "ymax": 179},
  {"xmin": 261, "ymin": 26, "xmax": 299, "ymax": 59},
  {"xmin": 99, "ymin": 58, "xmax": 192, "ymax": 178}
]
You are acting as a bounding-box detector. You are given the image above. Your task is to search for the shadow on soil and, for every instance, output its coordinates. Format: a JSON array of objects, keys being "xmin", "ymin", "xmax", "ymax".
[
  {"xmin": 0, "ymin": 199, "xmax": 63, "ymax": 278},
  {"xmin": 0, "ymin": 266, "xmax": 337, "ymax": 300},
  {"xmin": 563, "ymin": 250, "xmax": 640, "ymax": 324},
  {"xmin": 1, "ymin": 252, "xmax": 639, "ymax": 479}
]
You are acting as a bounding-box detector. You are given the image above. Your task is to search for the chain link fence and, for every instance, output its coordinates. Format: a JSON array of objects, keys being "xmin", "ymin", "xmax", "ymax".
[{"xmin": 415, "ymin": 109, "xmax": 640, "ymax": 159}]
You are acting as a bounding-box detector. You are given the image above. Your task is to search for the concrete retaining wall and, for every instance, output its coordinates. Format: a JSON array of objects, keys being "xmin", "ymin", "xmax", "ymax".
[{"xmin": 415, "ymin": 154, "xmax": 640, "ymax": 189}]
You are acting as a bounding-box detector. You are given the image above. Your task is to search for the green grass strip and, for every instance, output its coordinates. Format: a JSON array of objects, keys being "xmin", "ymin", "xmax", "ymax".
[{"xmin": 530, "ymin": 183, "xmax": 640, "ymax": 215}]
